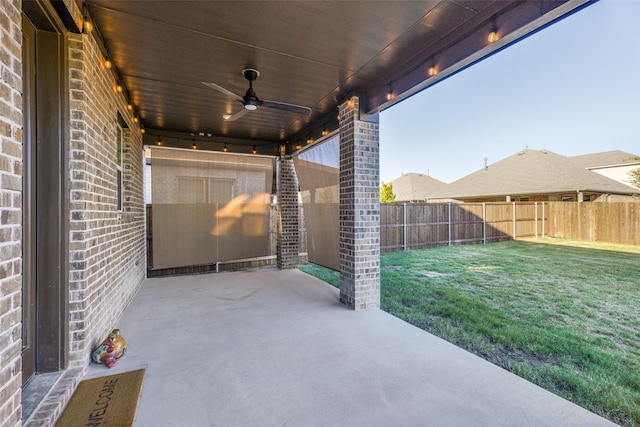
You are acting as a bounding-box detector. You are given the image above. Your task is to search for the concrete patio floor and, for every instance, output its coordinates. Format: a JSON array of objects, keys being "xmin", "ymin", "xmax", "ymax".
[{"xmin": 85, "ymin": 268, "xmax": 615, "ymax": 426}]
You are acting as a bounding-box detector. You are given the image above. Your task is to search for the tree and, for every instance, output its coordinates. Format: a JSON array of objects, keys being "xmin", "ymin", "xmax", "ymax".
[
  {"xmin": 380, "ymin": 181, "xmax": 396, "ymax": 203},
  {"xmin": 629, "ymin": 157, "xmax": 640, "ymax": 189}
]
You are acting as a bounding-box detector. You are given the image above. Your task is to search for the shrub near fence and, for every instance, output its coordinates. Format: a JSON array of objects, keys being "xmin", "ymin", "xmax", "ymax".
[{"xmin": 380, "ymin": 202, "xmax": 546, "ymax": 253}]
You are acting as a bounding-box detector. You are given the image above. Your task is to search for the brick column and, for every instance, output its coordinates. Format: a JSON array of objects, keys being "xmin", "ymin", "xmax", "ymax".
[
  {"xmin": 338, "ymin": 96, "xmax": 380, "ymax": 309},
  {"xmin": 277, "ymin": 155, "xmax": 300, "ymax": 269}
]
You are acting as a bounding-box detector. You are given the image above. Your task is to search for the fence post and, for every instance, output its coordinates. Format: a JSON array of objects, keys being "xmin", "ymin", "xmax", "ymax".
[
  {"xmin": 402, "ymin": 202, "xmax": 407, "ymax": 251},
  {"xmin": 534, "ymin": 202, "xmax": 538, "ymax": 238},
  {"xmin": 482, "ymin": 202, "xmax": 486, "ymax": 244},
  {"xmin": 513, "ymin": 202, "xmax": 517, "ymax": 240},
  {"xmin": 542, "ymin": 202, "xmax": 545, "ymax": 237},
  {"xmin": 448, "ymin": 202, "xmax": 452, "ymax": 246}
]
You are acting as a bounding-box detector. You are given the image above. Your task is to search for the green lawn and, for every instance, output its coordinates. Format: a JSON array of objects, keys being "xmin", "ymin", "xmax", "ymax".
[{"xmin": 299, "ymin": 238, "xmax": 640, "ymax": 426}]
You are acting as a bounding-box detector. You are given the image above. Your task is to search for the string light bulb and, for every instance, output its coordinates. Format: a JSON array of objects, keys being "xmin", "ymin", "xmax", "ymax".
[
  {"xmin": 104, "ymin": 56, "xmax": 112, "ymax": 69},
  {"xmin": 192, "ymin": 139, "xmax": 197, "ymax": 150},
  {"xmin": 307, "ymin": 135, "xmax": 313, "ymax": 145},
  {"xmin": 322, "ymin": 128, "xmax": 328, "ymax": 137},
  {"xmin": 83, "ymin": 17, "xmax": 94, "ymax": 33},
  {"xmin": 116, "ymin": 82, "xmax": 123, "ymax": 93},
  {"xmin": 428, "ymin": 65, "xmax": 438, "ymax": 77},
  {"xmin": 386, "ymin": 83, "xmax": 394, "ymax": 101},
  {"xmin": 488, "ymin": 18, "xmax": 499, "ymax": 43},
  {"xmin": 252, "ymin": 145, "xmax": 257, "ymax": 154},
  {"xmin": 223, "ymin": 143, "xmax": 228, "ymax": 152},
  {"xmin": 295, "ymin": 142, "xmax": 302, "ymax": 150},
  {"xmin": 127, "ymin": 103, "xmax": 133, "ymax": 111},
  {"xmin": 156, "ymin": 136, "xmax": 162, "ymax": 146}
]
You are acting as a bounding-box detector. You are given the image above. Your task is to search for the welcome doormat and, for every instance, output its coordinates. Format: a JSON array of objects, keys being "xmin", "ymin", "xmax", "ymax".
[{"xmin": 55, "ymin": 368, "xmax": 145, "ymax": 426}]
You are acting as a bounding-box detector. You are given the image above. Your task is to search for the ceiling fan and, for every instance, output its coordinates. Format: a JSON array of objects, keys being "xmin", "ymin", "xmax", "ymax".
[{"xmin": 202, "ymin": 69, "xmax": 312, "ymax": 122}]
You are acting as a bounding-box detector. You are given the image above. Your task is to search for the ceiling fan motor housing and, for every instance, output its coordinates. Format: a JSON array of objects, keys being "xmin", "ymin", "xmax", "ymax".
[
  {"xmin": 242, "ymin": 69, "xmax": 262, "ymax": 109},
  {"xmin": 242, "ymin": 68, "xmax": 260, "ymax": 81}
]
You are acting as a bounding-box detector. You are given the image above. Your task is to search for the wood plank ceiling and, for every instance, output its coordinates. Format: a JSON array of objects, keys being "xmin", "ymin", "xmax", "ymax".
[{"xmin": 83, "ymin": 0, "xmax": 590, "ymax": 152}]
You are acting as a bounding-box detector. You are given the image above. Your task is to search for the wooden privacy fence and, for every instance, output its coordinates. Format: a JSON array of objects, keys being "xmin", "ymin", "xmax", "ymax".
[
  {"xmin": 545, "ymin": 202, "xmax": 640, "ymax": 246},
  {"xmin": 381, "ymin": 202, "xmax": 546, "ymax": 253},
  {"xmin": 380, "ymin": 201, "xmax": 640, "ymax": 252}
]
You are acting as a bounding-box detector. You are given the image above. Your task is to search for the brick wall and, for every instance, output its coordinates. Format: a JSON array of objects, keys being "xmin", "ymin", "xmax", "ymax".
[
  {"xmin": 0, "ymin": 1, "xmax": 23, "ymax": 425},
  {"xmin": 66, "ymin": 32, "xmax": 146, "ymax": 366}
]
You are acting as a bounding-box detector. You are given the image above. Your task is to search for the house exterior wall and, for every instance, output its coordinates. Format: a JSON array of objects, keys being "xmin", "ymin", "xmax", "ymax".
[
  {"xmin": 591, "ymin": 193, "xmax": 638, "ymax": 203},
  {"xmin": 0, "ymin": 1, "xmax": 24, "ymax": 425},
  {"xmin": 432, "ymin": 192, "xmax": 636, "ymax": 203},
  {"xmin": 590, "ymin": 164, "xmax": 640, "ymax": 190},
  {"xmin": 66, "ymin": 30, "xmax": 146, "ymax": 369},
  {"xmin": 460, "ymin": 194, "xmax": 580, "ymax": 203},
  {"xmin": 0, "ymin": 5, "xmax": 147, "ymax": 425}
]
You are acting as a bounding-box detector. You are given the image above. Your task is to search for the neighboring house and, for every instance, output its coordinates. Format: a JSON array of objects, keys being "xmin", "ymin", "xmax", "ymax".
[
  {"xmin": 570, "ymin": 150, "xmax": 640, "ymax": 190},
  {"xmin": 428, "ymin": 148, "xmax": 639, "ymax": 203},
  {"xmin": 389, "ymin": 173, "xmax": 449, "ymax": 201}
]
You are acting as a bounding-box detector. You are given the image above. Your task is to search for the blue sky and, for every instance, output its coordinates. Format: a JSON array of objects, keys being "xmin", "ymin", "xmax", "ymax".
[{"xmin": 379, "ymin": 0, "xmax": 640, "ymax": 184}]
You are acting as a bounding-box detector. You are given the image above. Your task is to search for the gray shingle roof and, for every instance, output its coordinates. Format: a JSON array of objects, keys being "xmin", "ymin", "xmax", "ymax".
[
  {"xmin": 569, "ymin": 150, "xmax": 639, "ymax": 169},
  {"xmin": 389, "ymin": 173, "xmax": 449, "ymax": 201},
  {"xmin": 429, "ymin": 149, "xmax": 638, "ymax": 199}
]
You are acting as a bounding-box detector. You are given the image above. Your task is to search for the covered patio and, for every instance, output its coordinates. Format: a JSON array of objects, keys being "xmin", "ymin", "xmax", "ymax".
[
  {"xmin": 83, "ymin": 269, "xmax": 613, "ymax": 426},
  {"xmin": 4, "ymin": 1, "xmax": 606, "ymax": 425}
]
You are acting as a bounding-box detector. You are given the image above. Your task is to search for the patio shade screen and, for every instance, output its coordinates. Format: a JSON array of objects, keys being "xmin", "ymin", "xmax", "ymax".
[
  {"xmin": 150, "ymin": 147, "xmax": 273, "ymax": 269},
  {"xmin": 293, "ymin": 136, "xmax": 340, "ymax": 271}
]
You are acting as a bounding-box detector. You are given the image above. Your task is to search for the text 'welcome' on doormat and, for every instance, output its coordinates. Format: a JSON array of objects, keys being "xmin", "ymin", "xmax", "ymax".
[{"xmin": 55, "ymin": 368, "xmax": 145, "ymax": 427}]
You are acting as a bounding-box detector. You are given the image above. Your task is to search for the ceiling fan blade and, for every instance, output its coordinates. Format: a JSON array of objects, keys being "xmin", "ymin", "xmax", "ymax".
[
  {"xmin": 262, "ymin": 100, "xmax": 312, "ymax": 116},
  {"xmin": 223, "ymin": 109, "xmax": 249, "ymax": 122},
  {"xmin": 202, "ymin": 82, "xmax": 243, "ymax": 102}
]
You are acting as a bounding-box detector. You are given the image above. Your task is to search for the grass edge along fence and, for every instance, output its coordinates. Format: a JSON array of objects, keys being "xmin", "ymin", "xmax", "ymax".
[{"xmin": 380, "ymin": 201, "xmax": 640, "ymax": 252}]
